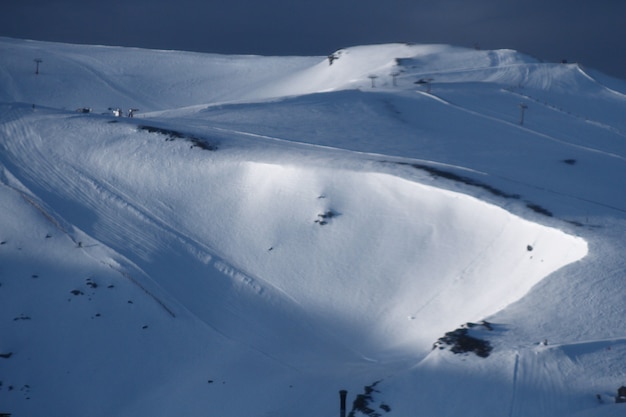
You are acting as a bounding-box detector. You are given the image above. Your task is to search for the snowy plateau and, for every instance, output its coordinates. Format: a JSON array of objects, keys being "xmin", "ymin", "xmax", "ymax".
[{"xmin": 0, "ymin": 37, "xmax": 625, "ymax": 417}]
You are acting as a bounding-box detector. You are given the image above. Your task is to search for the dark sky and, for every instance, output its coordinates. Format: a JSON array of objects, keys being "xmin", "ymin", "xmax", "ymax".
[{"xmin": 3, "ymin": 0, "xmax": 626, "ymax": 80}]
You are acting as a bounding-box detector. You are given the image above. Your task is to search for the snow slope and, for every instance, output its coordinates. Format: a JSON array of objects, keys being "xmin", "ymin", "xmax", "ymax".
[{"xmin": 1, "ymin": 38, "xmax": 625, "ymax": 417}]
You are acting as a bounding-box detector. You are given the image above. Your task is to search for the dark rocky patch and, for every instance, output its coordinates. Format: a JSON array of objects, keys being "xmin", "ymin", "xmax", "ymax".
[
  {"xmin": 348, "ymin": 381, "xmax": 391, "ymax": 417},
  {"xmin": 525, "ymin": 203, "xmax": 553, "ymax": 217},
  {"xmin": 138, "ymin": 125, "xmax": 218, "ymax": 151},
  {"xmin": 400, "ymin": 162, "xmax": 520, "ymax": 199},
  {"xmin": 434, "ymin": 321, "xmax": 494, "ymax": 358},
  {"xmin": 314, "ymin": 210, "xmax": 338, "ymax": 225},
  {"xmin": 396, "ymin": 162, "xmax": 558, "ymax": 218}
]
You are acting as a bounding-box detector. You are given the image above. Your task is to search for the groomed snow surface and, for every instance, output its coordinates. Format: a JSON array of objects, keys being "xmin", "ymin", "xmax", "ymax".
[{"xmin": 1, "ymin": 38, "xmax": 625, "ymax": 417}]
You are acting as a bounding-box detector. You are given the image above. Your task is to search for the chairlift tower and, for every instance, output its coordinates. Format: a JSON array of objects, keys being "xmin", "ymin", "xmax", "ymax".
[
  {"xmin": 34, "ymin": 58, "xmax": 42, "ymax": 75},
  {"xmin": 339, "ymin": 390, "xmax": 348, "ymax": 417},
  {"xmin": 390, "ymin": 71, "xmax": 400, "ymax": 87},
  {"xmin": 519, "ymin": 103, "xmax": 528, "ymax": 125}
]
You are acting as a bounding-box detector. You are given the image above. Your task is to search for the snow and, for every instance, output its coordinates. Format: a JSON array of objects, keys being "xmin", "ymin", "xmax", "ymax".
[{"xmin": 1, "ymin": 37, "xmax": 625, "ymax": 417}]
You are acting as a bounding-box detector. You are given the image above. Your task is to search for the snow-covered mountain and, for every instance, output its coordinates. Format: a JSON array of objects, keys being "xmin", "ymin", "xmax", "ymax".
[{"xmin": 1, "ymin": 37, "xmax": 625, "ymax": 417}]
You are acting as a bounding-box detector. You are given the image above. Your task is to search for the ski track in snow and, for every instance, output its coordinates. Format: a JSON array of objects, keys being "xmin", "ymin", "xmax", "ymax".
[
  {"xmin": 419, "ymin": 89, "xmax": 626, "ymax": 163},
  {"xmin": 196, "ymin": 121, "xmax": 491, "ymax": 176},
  {"xmin": 0, "ymin": 159, "xmax": 179, "ymax": 318}
]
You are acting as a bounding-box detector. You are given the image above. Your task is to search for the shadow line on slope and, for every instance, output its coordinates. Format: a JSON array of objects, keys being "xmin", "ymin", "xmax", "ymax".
[{"xmin": 394, "ymin": 162, "xmax": 558, "ymax": 219}]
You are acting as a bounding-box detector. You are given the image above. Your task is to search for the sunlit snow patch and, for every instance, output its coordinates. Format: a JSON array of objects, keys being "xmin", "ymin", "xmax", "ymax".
[{"xmin": 211, "ymin": 162, "xmax": 588, "ymax": 362}]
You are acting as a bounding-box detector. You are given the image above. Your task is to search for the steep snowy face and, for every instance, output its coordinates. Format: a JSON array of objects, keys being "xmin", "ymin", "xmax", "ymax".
[
  {"xmin": 0, "ymin": 105, "xmax": 588, "ymax": 366},
  {"xmin": 190, "ymin": 161, "xmax": 588, "ymax": 360}
]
